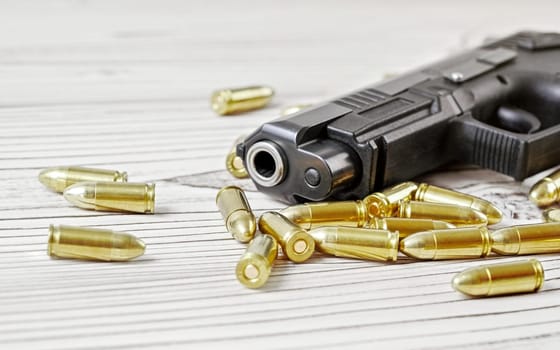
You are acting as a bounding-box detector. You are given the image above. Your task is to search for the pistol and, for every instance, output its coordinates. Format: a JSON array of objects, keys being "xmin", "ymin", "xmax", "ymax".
[{"xmin": 237, "ymin": 31, "xmax": 560, "ymax": 203}]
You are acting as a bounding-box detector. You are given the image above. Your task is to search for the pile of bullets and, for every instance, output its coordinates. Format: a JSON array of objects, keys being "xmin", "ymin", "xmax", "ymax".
[
  {"xmin": 38, "ymin": 166, "xmax": 155, "ymax": 262},
  {"xmin": 217, "ymin": 170, "xmax": 560, "ymax": 297}
]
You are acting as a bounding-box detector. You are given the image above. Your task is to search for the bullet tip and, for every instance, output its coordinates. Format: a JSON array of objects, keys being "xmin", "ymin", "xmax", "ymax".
[
  {"xmin": 228, "ymin": 211, "xmax": 256, "ymax": 243},
  {"xmin": 399, "ymin": 233, "xmax": 433, "ymax": 260},
  {"xmin": 529, "ymin": 180, "xmax": 557, "ymax": 207},
  {"xmin": 63, "ymin": 183, "xmax": 94, "ymax": 210},
  {"xmin": 38, "ymin": 167, "xmax": 67, "ymax": 192}
]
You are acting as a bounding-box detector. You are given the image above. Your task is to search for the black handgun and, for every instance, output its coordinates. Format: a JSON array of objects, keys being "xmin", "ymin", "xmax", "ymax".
[{"xmin": 238, "ymin": 31, "xmax": 560, "ymax": 203}]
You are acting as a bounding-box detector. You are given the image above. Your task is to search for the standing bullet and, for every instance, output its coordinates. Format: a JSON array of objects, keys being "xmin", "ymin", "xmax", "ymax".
[
  {"xmin": 225, "ymin": 136, "xmax": 248, "ymax": 179},
  {"xmin": 400, "ymin": 227, "xmax": 491, "ymax": 260},
  {"xmin": 363, "ymin": 182, "xmax": 418, "ymax": 218},
  {"xmin": 279, "ymin": 200, "xmax": 367, "ymax": 230},
  {"xmin": 38, "ymin": 166, "xmax": 127, "ymax": 193},
  {"xmin": 309, "ymin": 227, "xmax": 399, "ymax": 262},
  {"xmin": 211, "ymin": 86, "xmax": 274, "ymax": 115},
  {"xmin": 216, "ymin": 186, "xmax": 256, "ymax": 243},
  {"xmin": 236, "ymin": 234, "xmax": 278, "ymax": 289},
  {"xmin": 258, "ymin": 211, "xmax": 315, "ymax": 263},
  {"xmin": 529, "ymin": 169, "xmax": 560, "ymax": 207},
  {"xmin": 48, "ymin": 225, "xmax": 145, "ymax": 261},
  {"xmin": 398, "ymin": 200, "xmax": 488, "ymax": 226},
  {"xmin": 491, "ymin": 222, "xmax": 560, "ymax": 255},
  {"xmin": 369, "ymin": 217, "xmax": 455, "ymax": 239},
  {"xmin": 63, "ymin": 182, "xmax": 155, "ymax": 213},
  {"xmin": 543, "ymin": 208, "xmax": 560, "ymax": 223},
  {"xmin": 414, "ymin": 183, "xmax": 502, "ymax": 225},
  {"xmin": 452, "ymin": 259, "xmax": 544, "ymax": 297}
]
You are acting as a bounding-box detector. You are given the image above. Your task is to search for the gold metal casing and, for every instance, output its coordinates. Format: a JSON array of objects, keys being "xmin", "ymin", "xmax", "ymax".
[
  {"xmin": 491, "ymin": 222, "xmax": 560, "ymax": 255},
  {"xmin": 370, "ymin": 217, "xmax": 456, "ymax": 239},
  {"xmin": 236, "ymin": 234, "xmax": 278, "ymax": 289},
  {"xmin": 543, "ymin": 208, "xmax": 560, "ymax": 223},
  {"xmin": 216, "ymin": 186, "xmax": 256, "ymax": 243},
  {"xmin": 309, "ymin": 227, "xmax": 399, "ymax": 262},
  {"xmin": 279, "ymin": 200, "xmax": 368, "ymax": 230},
  {"xmin": 63, "ymin": 182, "xmax": 155, "ymax": 213},
  {"xmin": 400, "ymin": 227, "xmax": 492, "ymax": 260},
  {"xmin": 38, "ymin": 166, "xmax": 127, "ymax": 193},
  {"xmin": 280, "ymin": 104, "xmax": 312, "ymax": 116},
  {"xmin": 398, "ymin": 200, "xmax": 488, "ymax": 226},
  {"xmin": 258, "ymin": 211, "xmax": 315, "ymax": 263},
  {"xmin": 414, "ymin": 183, "xmax": 502, "ymax": 225},
  {"xmin": 47, "ymin": 225, "xmax": 145, "ymax": 261},
  {"xmin": 529, "ymin": 169, "xmax": 560, "ymax": 207},
  {"xmin": 225, "ymin": 136, "xmax": 248, "ymax": 178},
  {"xmin": 363, "ymin": 182, "xmax": 418, "ymax": 218},
  {"xmin": 211, "ymin": 86, "xmax": 274, "ymax": 115},
  {"xmin": 452, "ymin": 259, "xmax": 544, "ymax": 297}
]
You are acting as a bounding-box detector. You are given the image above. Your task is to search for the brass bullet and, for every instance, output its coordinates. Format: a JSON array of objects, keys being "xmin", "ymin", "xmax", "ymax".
[
  {"xmin": 211, "ymin": 86, "xmax": 274, "ymax": 115},
  {"xmin": 543, "ymin": 208, "xmax": 560, "ymax": 223},
  {"xmin": 216, "ymin": 186, "xmax": 256, "ymax": 243},
  {"xmin": 225, "ymin": 136, "xmax": 248, "ymax": 179},
  {"xmin": 48, "ymin": 225, "xmax": 145, "ymax": 261},
  {"xmin": 414, "ymin": 183, "xmax": 503, "ymax": 225},
  {"xmin": 280, "ymin": 104, "xmax": 312, "ymax": 116},
  {"xmin": 398, "ymin": 200, "xmax": 488, "ymax": 226},
  {"xmin": 258, "ymin": 211, "xmax": 315, "ymax": 263},
  {"xmin": 38, "ymin": 166, "xmax": 127, "ymax": 193},
  {"xmin": 370, "ymin": 217, "xmax": 455, "ymax": 239},
  {"xmin": 363, "ymin": 182, "xmax": 418, "ymax": 218},
  {"xmin": 529, "ymin": 169, "xmax": 560, "ymax": 207},
  {"xmin": 309, "ymin": 226, "xmax": 399, "ymax": 262},
  {"xmin": 279, "ymin": 200, "xmax": 368, "ymax": 230},
  {"xmin": 400, "ymin": 227, "xmax": 491, "ymax": 260},
  {"xmin": 236, "ymin": 233, "xmax": 278, "ymax": 289},
  {"xmin": 452, "ymin": 259, "xmax": 544, "ymax": 297},
  {"xmin": 63, "ymin": 182, "xmax": 155, "ymax": 213},
  {"xmin": 491, "ymin": 222, "xmax": 560, "ymax": 255}
]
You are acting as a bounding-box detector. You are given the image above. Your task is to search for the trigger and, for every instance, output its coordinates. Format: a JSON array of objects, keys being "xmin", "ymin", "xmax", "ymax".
[{"xmin": 496, "ymin": 105, "xmax": 541, "ymax": 134}]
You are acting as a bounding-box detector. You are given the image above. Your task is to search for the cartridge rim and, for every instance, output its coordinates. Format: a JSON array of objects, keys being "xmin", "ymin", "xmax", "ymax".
[
  {"xmin": 47, "ymin": 224, "xmax": 58, "ymax": 257},
  {"xmin": 114, "ymin": 171, "xmax": 128, "ymax": 182},
  {"xmin": 543, "ymin": 208, "xmax": 560, "ymax": 222},
  {"xmin": 225, "ymin": 153, "xmax": 248, "ymax": 178},
  {"xmin": 146, "ymin": 183, "xmax": 156, "ymax": 214},
  {"xmin": 236, "ymin": 252, "xmax": 271, "ymax": 289},
  {"xmin": 284, "ymin": 231, "xmax": 315, "ymax": 263},
  {"xmin": 531, "ymin": 259, "xmax": 545, "ymax": 291},
  {"xmin": 211, "ymin": 90, "xmax": 232, "ymax": 115}
]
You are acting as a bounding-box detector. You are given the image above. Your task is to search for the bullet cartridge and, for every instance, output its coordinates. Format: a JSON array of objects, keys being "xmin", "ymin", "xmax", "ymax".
[
  {"xmin": 529, "ymin": 169, "xmax": 560, "ymax": 207},
  {"xmin": 400, "ymin": 227, "xmax": 491, "ymax": 260},
  {"xmin": 216, "ymin": 186, "xmax": 256, "ymax": 243},
  {"xmin": 280, "ymin": 104, "xmax": 312, "ymax": 116},
  {"xmin": 398, "ymin": 200, "xmax": 488, "ymax": 226},
  {"xmin": 279, "ymin": 200, "xmax": 367, "ymax": 230},
  {"xmin": 38, "ymin": 166, "xmax": 127, "ymax": 193},
  {"xmin": 236, "ymin": 233, "xmax": 278, "ymax": 289},
  {"xmin": 258, "ymin": 211, "xmax": 315, "ymax": 263},
  {"xmin": 63, "ymin": 181, "xmax": 155, "ymax": 213},
  {"xmin": 363, "ymin": 182, "xmax": 418, "ymax": 218},
  {"xmin": 225, "ymin": 136, "xmax": 248, "ymax": 179},
  {"xmin": 452, "ymin": 259, "xmax": 544, "ymax": 297},
  {"xmin": 309, "ymin": 226, "xmax": 399, "ymax": 262},
  {"xmin": 414, "ymin": 183, "xmax": 502, "ymax": 225},
  {"xmin": 48, "ymin": 225, "xmax": 145, "ymax": 261},
  {"xmin": 491, "ymin": 222, "xmax": 560, "ymax": 255},
  {"xmin": 543, "ymin": 208, "xmax": 560, "ymax": 223},
  {"xmin": 369, "ymin": 217, "xmax": 455, "ymax": 239},
  {"xmin": 211, "ymin": 86, "xmax": 274, "ymax": 115}
]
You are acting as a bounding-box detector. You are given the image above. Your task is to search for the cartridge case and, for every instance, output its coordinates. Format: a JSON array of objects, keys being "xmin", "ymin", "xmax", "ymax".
[
  {"xmin": 309, "ymin": 227, "xmax": 399, "ymax": 262},
  {"xmin": 48, "ymin": 225, "xmax": 145, "ymax": 261},
  {"xmin": 225, "ymin": 136, "xmax": 248, "ymax": 178},
  {"xmin": 211, "ymin": 86, "xmax": 274, "ymax": 115},
  {"xmin": 363, "ymin": 182, "xmax": 418, "ymax": 218},
  {"xmin": 280, "ymin": 104, "xmax": 312, "ymax": 116},
  {"xmin": 491, "ymin": 222, "xmax": 560, "ymax": 255},
  {"xmin": 38, "ymin": 166, "xmax": 127, "ymax": 193},
  {"xmin": 63, "ymin": 182, "xmax": 155, "ymax": 213},
  {"xmin": 452, "ymin": 259, "xmax": 544, "ymax": 297},
  {"xmin": 216, "ymin": 186, "xmax": 256, "ymax": 243},
  {"xmin": 414, "ymin": 183, "xmax": 502, "ymax": 225},
  {"xmin": 370, "ymin": 217, "xmax": 455, "ymax": 239},
  {"xmin": 529, "ymin": 169, "xmax": 560, "ymax": 207},
  {"xmin": 400, "ymin": 227, "xmax": 491, "ymax": 260},
  {"xmin": 279, "ymin": 200, "xmax": 367, "ymax": 230},
  {"xmin": 236, "ymin": 233, "xmax": 278, "ymax": 289},
  {"xmin": 543, "ymin": 208, "xmax": 560, "ymax": 223},
  {"xmin": 398, "ymin": 200, "xmax": 488, "ymax": 226},
  {"xmin": 258, "ymin": 211, "xmax": 315, "ymax": 263}
]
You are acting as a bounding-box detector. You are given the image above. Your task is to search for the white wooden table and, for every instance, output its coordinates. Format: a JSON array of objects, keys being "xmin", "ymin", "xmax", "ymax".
[{"xmin": 1, "ymin": 1, "xmax": 560, "ymax": 349}]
